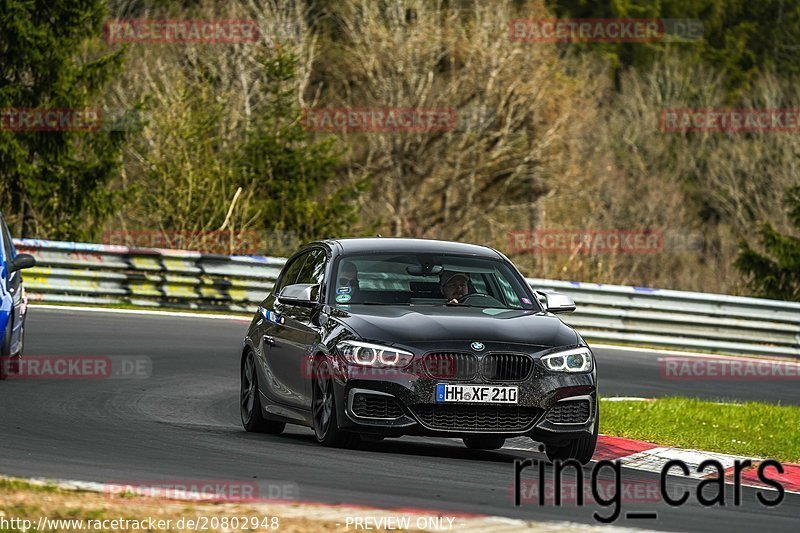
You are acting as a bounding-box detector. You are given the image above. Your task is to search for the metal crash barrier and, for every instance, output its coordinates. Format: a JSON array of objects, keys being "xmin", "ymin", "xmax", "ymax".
[
  {"xmin": 13, "ymin": 238, "xmax": 285, "ymax": 314},
  {"xmin": 14, "ymin": 238, "xmax": 800, "ymax": 357}
]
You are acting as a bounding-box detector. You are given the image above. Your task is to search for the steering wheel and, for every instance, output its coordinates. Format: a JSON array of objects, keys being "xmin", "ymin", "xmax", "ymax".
[{"xmin": 457, "ymin": 293, "xmax": 505, "ymax": 307}]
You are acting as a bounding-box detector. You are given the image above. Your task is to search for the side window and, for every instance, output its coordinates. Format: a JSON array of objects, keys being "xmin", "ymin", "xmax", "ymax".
[
  {"xmin": 472, "ymin": 274, "xmax": 488, "ymax": 294},
  {"xmin": 273, "ymin": 252, "xmax": 310, "ymax": 296},
  {"xmin": 495, "ymin": 272, "xmax": 522, "ymax": 308},
  {"xmin": 295, "ymin": 249, "xmax": 326, "ymax": 300}
]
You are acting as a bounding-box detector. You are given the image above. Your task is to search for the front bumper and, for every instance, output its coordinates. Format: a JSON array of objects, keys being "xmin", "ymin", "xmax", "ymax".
[{"xmin": 331, "ymin": 345, "xmax": 597, "ymax": 443}]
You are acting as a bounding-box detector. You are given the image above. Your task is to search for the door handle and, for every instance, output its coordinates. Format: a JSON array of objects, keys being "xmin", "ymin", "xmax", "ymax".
[{"xmin": 263, "ymin": 335, "xmax": 276, "ymax": 346}]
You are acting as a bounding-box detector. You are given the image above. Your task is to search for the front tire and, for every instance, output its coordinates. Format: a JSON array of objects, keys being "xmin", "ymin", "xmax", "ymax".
[
  {"xmin": 545, "ymin": 404, "xmax": 599, "ymax": 465},
  {"xmin": 463, "ymin": 436, "xmax": 505, "ymax": 450},
  {"xmin": 240, "ymin": 350, "xmax": 285, "ymax": 434},
  {"xmin": 312, "ymin": 358, "xmax": 359, "ymax": 448}
]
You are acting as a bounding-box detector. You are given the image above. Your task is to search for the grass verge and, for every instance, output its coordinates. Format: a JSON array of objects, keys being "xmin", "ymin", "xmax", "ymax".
[
  {"xmin": 0, "ymin": 478, "xmax": 328, "ymax": 532},
  {"xmin": 600, "ymin": 396, "xmax": 800, "ymax": 463},
  {"xmin": 0, "ymin": 478, "xmax": 503, "ymax": 532}
]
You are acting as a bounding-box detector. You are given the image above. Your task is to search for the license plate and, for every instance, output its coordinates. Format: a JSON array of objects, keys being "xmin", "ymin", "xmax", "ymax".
[{"xmin": 435, "ymin": 383, "xmax": 518, "ymax": 404}]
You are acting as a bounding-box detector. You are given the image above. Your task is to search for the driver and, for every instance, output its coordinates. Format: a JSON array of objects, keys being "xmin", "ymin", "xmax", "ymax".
[
  {"xmin": 439, "ymin": 271, "xmax": 469, "ymax": 304},
  {"xmin": 338, "ymin": 261, "xmax": 361, "ymax": 300}
]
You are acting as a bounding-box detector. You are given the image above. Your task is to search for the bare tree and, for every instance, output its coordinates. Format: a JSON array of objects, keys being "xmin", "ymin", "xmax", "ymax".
[
  {"xmin": 313, "ymin": 0, "xmax": 599, "ymax": 241},
  {"xmin": 104, "ymin": 0, "xmax": 317, "ymax": 253}
]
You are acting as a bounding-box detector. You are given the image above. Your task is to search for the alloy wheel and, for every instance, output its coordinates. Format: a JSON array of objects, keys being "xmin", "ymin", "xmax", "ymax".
[{"xmin": 313, "ymin": 363, "xmax": 333, "ymax": 440}]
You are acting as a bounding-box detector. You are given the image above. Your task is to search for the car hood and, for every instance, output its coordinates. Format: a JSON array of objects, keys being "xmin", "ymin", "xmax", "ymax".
[{"xmin": 329, "ymin": 305, "xmax": 579, "ymax": 349}]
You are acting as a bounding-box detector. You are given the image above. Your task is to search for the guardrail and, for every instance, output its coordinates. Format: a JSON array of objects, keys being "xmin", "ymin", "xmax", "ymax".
[
  {"xmin": 530, "ymin": 279, "xmax": 800, "ymax": 358},
  {"xmin": 13, "ymin": 238, "xmax": 800, "ymax": 357},
  {"xmin": 13, "ymin": 238, "xmax": 286, "ymax": 314}
]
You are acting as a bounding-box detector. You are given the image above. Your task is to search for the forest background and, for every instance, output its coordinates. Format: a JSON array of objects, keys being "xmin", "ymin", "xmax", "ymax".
[{"xmin": 2, "ymin": 0, "xmax": 799, "ymax": 299}]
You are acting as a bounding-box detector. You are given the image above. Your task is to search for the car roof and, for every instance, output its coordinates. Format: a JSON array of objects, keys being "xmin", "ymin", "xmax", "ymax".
[{"xmin": 317, "ymin": 237, "xmax": 503, "ymax": 258}]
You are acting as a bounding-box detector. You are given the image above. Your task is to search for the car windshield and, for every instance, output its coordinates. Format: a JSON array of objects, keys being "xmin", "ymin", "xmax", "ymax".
[{"xmin": 330, "ymin": 253, "xmax": 540, "ymax": 310}]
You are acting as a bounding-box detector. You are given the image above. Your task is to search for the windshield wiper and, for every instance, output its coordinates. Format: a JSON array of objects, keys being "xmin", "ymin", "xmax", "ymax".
[{"xmin": 358, "ymin": 301, "xmax": 410, "ymax": 305}]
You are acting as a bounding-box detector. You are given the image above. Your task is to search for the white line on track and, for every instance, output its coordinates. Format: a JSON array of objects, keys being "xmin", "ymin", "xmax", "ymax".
[
  {"xmin": 28, "ymin": 304, "xmax": 251, "ymax": 322},
  {"xmin": 600, "ymin": 397, "xmax": 654, "ymax": 402},
  {"xmin": 592, "ymin": 343, "xmax": 793, "ymax": 363},
  {"xmin": 600, "ymin": 397, "xmax": 745, "ymax": 407}
]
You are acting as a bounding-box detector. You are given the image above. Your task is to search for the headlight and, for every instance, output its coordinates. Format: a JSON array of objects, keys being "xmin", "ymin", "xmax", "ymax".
[
  {"xmin": 541, "ymin": 347, "xmax": 593, "ymax": 373},
  {"xmin": 337, "ymin": 340, "xmax": 414, "ymax": 368}
]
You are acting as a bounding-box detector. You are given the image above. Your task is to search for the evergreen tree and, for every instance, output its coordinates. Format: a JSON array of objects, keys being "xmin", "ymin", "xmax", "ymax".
[
  {"xmin": 736, "ymin": 187, "xmax": 800, "ymax": 300},
  {"xmin": 0, "ymin": 0, "xmax": 127, "ymax": 239},
  {"xmin": 547, "ymin": 0, "xmax": 800, "ymax": 92},
  {"xmin": 236, "ymin": 49, "xmax": 365, "ymax": 242}
]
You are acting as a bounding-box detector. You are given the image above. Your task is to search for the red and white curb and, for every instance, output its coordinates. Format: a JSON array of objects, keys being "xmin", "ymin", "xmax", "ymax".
[
  {"xmin": 594, "ymin": 435, "xmax": 800, "ymax": 494},
  {"xmin": 506, "ymin": 434, "xmax": 800, "ymax": 495}
]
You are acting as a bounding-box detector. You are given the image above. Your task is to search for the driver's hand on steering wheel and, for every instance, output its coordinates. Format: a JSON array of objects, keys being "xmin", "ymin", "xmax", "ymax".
[{"xmin": 447, "ymin": 298, "xmax": 460, "ymax": 304}]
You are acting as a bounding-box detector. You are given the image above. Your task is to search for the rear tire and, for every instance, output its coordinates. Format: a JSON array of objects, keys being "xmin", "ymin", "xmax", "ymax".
[
  {"xmin": 240, "ymin": 350, "xmax": 286, "ymax": 434},
  {"xmin": 312, "ymin": 358, "xmax": 360, "ymax": 448},
  {"xmin": 545, "ymin": 403, "xmax": 599, "ymax": 465},
  {"xmin": 463, "ymin": 436, "xmax": 506, "ymax": 450}
]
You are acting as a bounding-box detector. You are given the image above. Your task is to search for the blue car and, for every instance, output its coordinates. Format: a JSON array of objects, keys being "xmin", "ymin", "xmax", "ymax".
[{"xmin": 0, "ymin": 213, "xmax": 35, "ymax": 379}]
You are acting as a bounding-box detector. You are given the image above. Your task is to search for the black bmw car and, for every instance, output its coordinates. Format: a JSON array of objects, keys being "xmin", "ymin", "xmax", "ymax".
[{"xmin": 240, "ymin": 238, "xmax": 598, "ymax": 463}]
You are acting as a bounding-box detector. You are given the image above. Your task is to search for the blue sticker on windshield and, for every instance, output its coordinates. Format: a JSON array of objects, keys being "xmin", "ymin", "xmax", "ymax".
[
  {"xmin": 521, "ymin": 297, "xmax": 532, "ymax": 305},
  {"xmin": 336, "ymin": 294, "xmax": 352, "ymax": 303},
  {"xmin": 337, "ymin": 286, "xmax": 351, "ymax": 294}
]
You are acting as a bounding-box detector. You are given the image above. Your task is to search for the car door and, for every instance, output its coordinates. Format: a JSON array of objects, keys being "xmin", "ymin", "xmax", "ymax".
[
  {"xmin": 0, "ymin": 215, "xmax": 17, "ymax": 356},
  {"xmin": 271, "ymin": 248, "xmax": 327, "ymax": 410},
  {"xmin": 257, "ymin": 250, "xmax": 312, "ymax": 408},
  {"xmin": 1, "ymin": 218, "xmax": 25, "ymax": 357}
]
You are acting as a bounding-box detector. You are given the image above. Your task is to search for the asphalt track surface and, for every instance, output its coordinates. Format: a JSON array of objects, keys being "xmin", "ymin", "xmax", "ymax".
[{"xmin": 0, "ymin": 307, "xmax": 797, "ymax": 532}]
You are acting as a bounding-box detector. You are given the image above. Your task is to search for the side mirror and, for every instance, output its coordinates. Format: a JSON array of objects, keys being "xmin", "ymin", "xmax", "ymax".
[
  {"xmin": 8, "ymin": 253, "xmax": 35, "ymax": 273},
  {"xmin": 535, "ymin": 290, "xmax": 576, "ymax": 314},
  {"xmin": 277, "ymin": 283, "xmax": 319, "ymax": 308}
]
